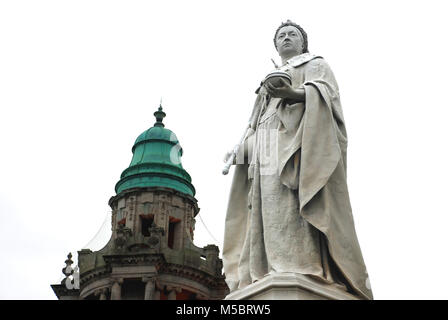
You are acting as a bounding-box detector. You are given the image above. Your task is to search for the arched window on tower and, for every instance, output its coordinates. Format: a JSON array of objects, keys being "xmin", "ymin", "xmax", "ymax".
[
  {"xmin": 168, "ymin": 217, "xmax": 181, "ymax": 249},
  {"xmin": 140, "ymin": 214, "xmax": 154, "ymax": 237}
]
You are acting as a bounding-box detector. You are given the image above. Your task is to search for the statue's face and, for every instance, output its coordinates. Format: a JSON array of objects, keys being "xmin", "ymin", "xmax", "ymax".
[{"xmin": 275, "ymin": 25, "xmax": 304, "ymax": 58}]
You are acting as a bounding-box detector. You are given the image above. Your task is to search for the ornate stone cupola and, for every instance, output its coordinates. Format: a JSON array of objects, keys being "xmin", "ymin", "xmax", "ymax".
[{"xmin": 51, "ymin": 105, "xmax": 228, "ymax": 300}]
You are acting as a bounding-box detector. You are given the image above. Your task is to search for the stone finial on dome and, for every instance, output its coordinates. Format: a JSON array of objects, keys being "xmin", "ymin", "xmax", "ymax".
[{"xmin": 154, "ymin": 99, "xmax": 166, "ymax": 127}]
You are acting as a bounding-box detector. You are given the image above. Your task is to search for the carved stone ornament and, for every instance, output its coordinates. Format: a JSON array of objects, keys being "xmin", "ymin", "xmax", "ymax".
[
  {"xmin": 114, "ymin": 224, "xmax": 133, "ymax": 251},
  {"xmin": 146, "ymin": 221, "xmax": 165, "ymax": 248}
]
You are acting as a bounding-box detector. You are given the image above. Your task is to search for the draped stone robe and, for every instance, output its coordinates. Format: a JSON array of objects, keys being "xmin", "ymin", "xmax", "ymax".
[{"xmin": 222, "ymin": 53, "xmax": 373, "ymax": 300}]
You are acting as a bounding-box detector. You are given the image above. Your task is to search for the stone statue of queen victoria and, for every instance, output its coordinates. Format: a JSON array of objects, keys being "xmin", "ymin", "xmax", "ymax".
[{"xmin": 222, "ymin": 20, "xmax": 373, "ymax": 300}]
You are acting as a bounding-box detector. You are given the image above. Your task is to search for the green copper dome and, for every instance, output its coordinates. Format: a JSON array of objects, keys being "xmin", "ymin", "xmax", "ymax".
[{"xmin": 115, "ymin": 106, "xmax": 195, "ymax": 196}]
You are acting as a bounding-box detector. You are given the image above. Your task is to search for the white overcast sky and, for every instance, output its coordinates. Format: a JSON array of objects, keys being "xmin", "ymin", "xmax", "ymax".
[{"xmin": 1, "ymin": 0, "xmax": 448, "ymax": 299}]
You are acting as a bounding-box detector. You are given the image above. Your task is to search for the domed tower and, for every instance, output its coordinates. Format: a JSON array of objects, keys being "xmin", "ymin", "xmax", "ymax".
[{"xmin": 51, "ymin": 105, "xmax": 228, "ymax": 300}]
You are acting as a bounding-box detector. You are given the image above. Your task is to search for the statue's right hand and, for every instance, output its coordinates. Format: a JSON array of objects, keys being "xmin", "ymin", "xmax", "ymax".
[
  {"xmin": 223, "ymin": 150, "xmax": 233, "ymax": 164},
  {"xmin": 223, "ymin": 145, "xmax": 240, "ymax": 164}
]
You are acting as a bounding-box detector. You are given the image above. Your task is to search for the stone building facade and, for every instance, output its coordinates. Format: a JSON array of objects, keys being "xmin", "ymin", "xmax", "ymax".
[{"xmin": 51, "ymin": 106, "xmax": 228, "ymax": 300}]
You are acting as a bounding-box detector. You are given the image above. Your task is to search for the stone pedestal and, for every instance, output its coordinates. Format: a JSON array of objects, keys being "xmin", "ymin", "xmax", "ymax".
[{"xmin": 225, "ymin": 273, "xmax": 360, "ymax": 300}]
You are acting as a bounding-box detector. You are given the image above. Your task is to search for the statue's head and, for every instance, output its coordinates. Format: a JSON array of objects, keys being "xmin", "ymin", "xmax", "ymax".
[{"xmin": 274, "ymin": 20, "xmax": 308, "ymax": 59}]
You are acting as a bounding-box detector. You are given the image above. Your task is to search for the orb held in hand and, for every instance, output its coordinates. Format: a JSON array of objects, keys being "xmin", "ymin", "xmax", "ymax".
[{"xmin": 263, "ymin": 70, "xmax": 292, "ymax": 88}]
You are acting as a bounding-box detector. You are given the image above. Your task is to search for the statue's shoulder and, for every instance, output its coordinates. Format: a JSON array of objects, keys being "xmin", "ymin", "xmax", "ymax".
[
  {"xmin": 304, "ymin": 55, "xmax": 324, "ymax": 65},
  {"xmin": 302, "ymin": 56, "xmax": 334, "ymax": 73},
  {"xmin": 284, "ymin": 53, "xmax": 323, "ymax": 70}
]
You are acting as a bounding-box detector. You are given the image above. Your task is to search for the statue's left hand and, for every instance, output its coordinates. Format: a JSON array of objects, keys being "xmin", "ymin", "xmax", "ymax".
[{"xmin": 264, "ymin": 78, "xmax": 305, "ymax": 102}]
